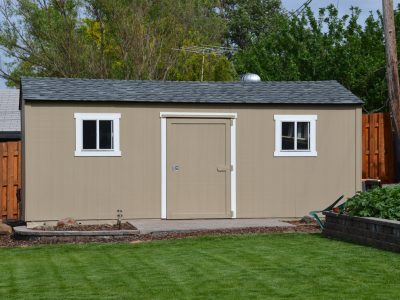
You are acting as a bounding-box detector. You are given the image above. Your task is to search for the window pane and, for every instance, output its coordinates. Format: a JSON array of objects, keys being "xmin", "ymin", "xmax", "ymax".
[
  {"xmin": 82, "ymin": 120, "xmax": 97, "ymax": 149},
  {"xmin": 99, "ymin": 120, "xmax": 113, "ymax": 149},
  {"xmin": 297, "ymin": 122, "xmax": 310, "ymax": 150},
  {"xmin": 282, "ymin": 122, "xmax": 295, "ymax": 150}
]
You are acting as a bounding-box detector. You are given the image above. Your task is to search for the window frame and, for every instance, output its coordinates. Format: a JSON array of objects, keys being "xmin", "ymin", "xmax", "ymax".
[
  {"xmin": 74, "ymin": 113, "xmax": 121, "ymax": 157},
  {"xmin": 274, "ymin": 115, "xmax": 317, "ymax": 157}
]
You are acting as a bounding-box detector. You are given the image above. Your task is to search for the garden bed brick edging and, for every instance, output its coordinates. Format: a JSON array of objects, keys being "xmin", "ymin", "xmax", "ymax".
[{"xmin": 322, "ymin": 212, "xmax": 400, "ymax": 252}]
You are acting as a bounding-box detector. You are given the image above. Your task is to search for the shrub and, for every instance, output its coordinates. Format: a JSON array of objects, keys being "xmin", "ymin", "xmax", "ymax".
[{"xmin": 344, "ymin": 185, "xmax": 400, "ymax": 221}]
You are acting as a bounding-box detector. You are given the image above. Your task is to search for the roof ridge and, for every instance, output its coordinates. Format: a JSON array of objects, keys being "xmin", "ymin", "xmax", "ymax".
[{"xmin": 21, "ymin": 76, "xmax": 339, "ymax": 84}]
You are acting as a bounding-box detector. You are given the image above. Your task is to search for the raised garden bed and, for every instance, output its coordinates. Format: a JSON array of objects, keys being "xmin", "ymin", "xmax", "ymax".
[
  {"xmin": 14, "ymin": 222, "xmax": 140, "ymax": 241},
  {"xmin": 323, "ymin": 211, "xmax": 400, "ymax": 252},
  {"xmin": 33, "ymin": 222, "xmax": 136, "ymax": 231}
]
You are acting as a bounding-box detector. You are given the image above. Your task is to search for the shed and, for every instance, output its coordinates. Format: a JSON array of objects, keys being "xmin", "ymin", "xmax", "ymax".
[{"xmin": 20, "ymin": 77, "xmax": 362, "ymax": 223}]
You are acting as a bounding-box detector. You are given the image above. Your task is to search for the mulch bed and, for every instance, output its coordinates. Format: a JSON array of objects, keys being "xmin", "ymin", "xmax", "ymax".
[
  {"xmin": 286, "ymin": 219, "xmax": 318, "ymax": 226},
  {"xmin": 0, "ymin": 222, "xmax": 320, "ymax": 247},
  {"xmin": 33, "ymin": 222, "xmax": 136, "ymax": 231}
]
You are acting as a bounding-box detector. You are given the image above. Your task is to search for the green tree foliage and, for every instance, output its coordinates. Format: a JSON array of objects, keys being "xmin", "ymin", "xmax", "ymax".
[
  {"xmin": 234, "ymin": 5, "xmax": 388, "ymax": 111},
  {"xmin": 219, "ymin": 0, "xmax": 283, "ymax": 48},
  {"xmin": 0, "ymin": 0, "xmax": 235, "ymax": 85},
  {"xmin": 0, "ymin": 0, "xmax": 87, "ymax": 81},
  {"xmin": 0, "ymin": 0, "xmax": 399, "ymax": 111},
  {"xmin": 168, "ymin": 51, "xmax": 236, "ymax": 81}
]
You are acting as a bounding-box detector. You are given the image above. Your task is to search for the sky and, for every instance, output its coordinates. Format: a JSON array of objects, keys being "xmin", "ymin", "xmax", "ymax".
[
  {"xmin": 282, "ymin": 0, "xmax": 400, "ymax": 23},
  {"xmin": 0, "ymin": 0, "xmax": 399, "ymax": 89}
]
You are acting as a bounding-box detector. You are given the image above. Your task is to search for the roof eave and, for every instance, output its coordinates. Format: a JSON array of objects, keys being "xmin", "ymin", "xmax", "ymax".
[{"xmin": 22, "ymin": 98, "xmax": 363, "ymax": 105}]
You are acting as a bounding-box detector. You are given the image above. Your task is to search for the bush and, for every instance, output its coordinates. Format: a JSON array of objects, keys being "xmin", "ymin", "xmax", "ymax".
[{"xmin": 344, "ymin": 185, "xmax": 400, "ymax": 221}]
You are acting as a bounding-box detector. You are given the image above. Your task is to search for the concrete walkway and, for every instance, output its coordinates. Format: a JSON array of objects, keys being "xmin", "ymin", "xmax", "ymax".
[{"xmin": 128, "ymin": 219, "xmax": 294, "ymax": 234}]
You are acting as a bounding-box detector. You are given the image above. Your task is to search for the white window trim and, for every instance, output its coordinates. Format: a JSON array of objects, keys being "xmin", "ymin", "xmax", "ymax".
[
  {"xmin": 160, "ymin": 112, "xmax": 237, "ymax": 219},
  {"xmin": 274, "ymin": 114, "xmax": 317, "ymax": 157},
  {"xmin": 160, "ymin": 112, "xmax": 238, "ymax": 118},
  {"xmin": 74, "ymin": 113, "xmax": 121, "ymax": 157}
]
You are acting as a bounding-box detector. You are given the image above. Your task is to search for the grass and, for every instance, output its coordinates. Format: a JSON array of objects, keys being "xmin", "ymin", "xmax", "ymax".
[{"xmin": 0, "ymin": 234, "xmax": 399, "ymax": 299}]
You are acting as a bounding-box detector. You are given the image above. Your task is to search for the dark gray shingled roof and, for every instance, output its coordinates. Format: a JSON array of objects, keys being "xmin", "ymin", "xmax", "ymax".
[
  {"xmin": 21, "ymin": 77, "xmax": 363, "ymax": 105},
  {"xmin": 0, "ymin": 89, "xmax": 21, "ymax": 134}
]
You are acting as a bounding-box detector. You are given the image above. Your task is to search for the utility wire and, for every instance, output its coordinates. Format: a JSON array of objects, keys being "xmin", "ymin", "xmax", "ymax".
[
  {"xmin": 282, "ymin": 0, "xmax": 312, "ymax": 17},
  {"xmin": 294, "ymin": 0, "xmax": 313, "ymax": 16}
]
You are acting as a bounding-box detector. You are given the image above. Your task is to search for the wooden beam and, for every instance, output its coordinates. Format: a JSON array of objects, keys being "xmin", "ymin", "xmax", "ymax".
[{"xmin": 382, "ymin": 0, "xmax": 400, "ymax": 180}]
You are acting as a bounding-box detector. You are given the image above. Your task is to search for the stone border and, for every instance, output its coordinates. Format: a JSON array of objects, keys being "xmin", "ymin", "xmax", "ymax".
[
  {"xmin": 13, "ymin": 226, "xmax": 139, "ymax": 239},
  {"xmin": 322, "ymin": 212, "xmax": 400, "ymax": 252}
]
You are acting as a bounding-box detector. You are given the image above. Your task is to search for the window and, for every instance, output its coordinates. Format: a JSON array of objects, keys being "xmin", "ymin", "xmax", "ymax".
[
  {"xmin": 274, "ymin": 115, "xmax": 317, "ymax": 157},
  {"xmin": 75, "ymin": 113, "xmax": 121, "ymax": 156}
]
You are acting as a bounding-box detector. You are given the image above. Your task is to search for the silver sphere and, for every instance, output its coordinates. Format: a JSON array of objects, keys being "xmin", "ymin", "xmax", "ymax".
[{"xmin": 241, "ymin": 73, "xmax": 261, "ymax": 82}]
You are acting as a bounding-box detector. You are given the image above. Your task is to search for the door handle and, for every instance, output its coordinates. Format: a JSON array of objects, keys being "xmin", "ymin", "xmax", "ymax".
[{"xmin": 217, "ymin": 165, "xmax": 232, "ymax": 172}]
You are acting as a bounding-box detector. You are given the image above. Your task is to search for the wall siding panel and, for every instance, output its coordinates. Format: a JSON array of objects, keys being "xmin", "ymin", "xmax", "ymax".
[{"xmin": 23, "ymin": 103, "xmax": 362, "ymax": 221}]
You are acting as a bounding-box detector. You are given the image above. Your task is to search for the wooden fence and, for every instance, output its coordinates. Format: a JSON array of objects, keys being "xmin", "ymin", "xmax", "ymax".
[
  {"xmin": 362, "ymin": 113, "xmax": 396, "ymax": 183},
  {"xmin": 0, "ymin": 141, "xmax": 21, "ymax": 220}
]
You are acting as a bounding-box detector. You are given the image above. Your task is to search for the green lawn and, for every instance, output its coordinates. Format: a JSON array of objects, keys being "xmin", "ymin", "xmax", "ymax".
[{"xmin": 0, "ymin": 234, "xmax": 399, "ymax": 299}]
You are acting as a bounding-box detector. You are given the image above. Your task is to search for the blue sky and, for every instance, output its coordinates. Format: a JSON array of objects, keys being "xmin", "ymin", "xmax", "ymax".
[
  {"xmin": 282, "ymin": 0, "xmax": 400, "ymax": 23},
  {"xmin": 0, "ymin": 0, "xmax": 398, "ymax": 88}
]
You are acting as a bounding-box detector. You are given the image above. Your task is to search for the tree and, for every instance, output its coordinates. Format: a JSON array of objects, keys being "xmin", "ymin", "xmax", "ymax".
[
  {"xmin": 233, "ymin": 5, "xmax": 389, "ymax": 111},
  {"xmin": 0, "ymin": 0, "xmax": 87, "ymax": 85},
  {"xmin": 219, "ymin": 0, "xmax": 283, "ymax": 48},
  {"xmin": 1, "ymin": 0, "xmax": 399, "ymax": 111},
  {"xmin": 0, "ymin": 0, "xmax": 233, "ymax": 86},
  {"xmin": 167, "ymin": 51, "xmax": 236, "ymax": 81}
]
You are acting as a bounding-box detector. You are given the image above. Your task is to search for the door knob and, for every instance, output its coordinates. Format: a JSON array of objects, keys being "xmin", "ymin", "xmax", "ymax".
[{"xmin": 172, "ymin": 164, "xmax": 180, "ymax": 172}]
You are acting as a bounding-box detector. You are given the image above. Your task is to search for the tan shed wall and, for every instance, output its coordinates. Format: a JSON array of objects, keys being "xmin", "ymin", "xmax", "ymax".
[{"xmin": 23, "ymin": 102, "xmax": 362, "ymax": 221}]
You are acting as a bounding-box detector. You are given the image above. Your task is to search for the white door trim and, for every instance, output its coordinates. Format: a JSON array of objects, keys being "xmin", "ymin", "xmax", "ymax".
[{"xmin": 160, "ymin": 112, "xmax": 237, "ymax": 219}]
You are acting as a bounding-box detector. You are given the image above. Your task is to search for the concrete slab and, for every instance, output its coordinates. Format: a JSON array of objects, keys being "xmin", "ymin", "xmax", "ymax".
[{"xmin": 128, "ymin": 219, "xmax": 294, "ymax": 234}]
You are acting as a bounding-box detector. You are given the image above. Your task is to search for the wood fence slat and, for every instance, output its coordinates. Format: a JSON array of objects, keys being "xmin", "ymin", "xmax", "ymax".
[
  {"xmin": 362, "ymin": 114, "xmax": 368, "ymax": 179},
  {"xmin": 362, "ymin": 113, "xmax": 396, "ymax": 183},
  {"xmin": 372, "ymin": 114, "xmax": 379, "ymax": 178},
  {"xmin": 378, "ymin": 114, "xmax": 386, "ymax": 179},
  {"xmin": 0, "ymin": 143, "xmax": 4, "ymax": 219},
  {"xmin": 15, "ymin": 142, "xmax": 20, "ymax": 219},
  {"xmin": 6, "ymin": 143, "xmax": 13, "ymax": 219},
  {"xmin": 0, "ymin": 141, "xmax": 21, "ymax": 221}
]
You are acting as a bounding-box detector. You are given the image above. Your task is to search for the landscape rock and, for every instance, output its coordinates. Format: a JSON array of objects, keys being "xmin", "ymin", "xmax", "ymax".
[
  {"xmin": 0, "ymin": 222, "xmax": 13, "ymax": 235},
  {"xmin": 57, "ymin": 217, "xmax": 77, "ymax": 227},
  {"xmin": 300, "ymin": 216, "xmax": 314, "ymax": 224},
  {"xmin": 35, "ymin": 225, "xmax": 54, "ymax": 231},
  {"xmin": 27, "ymin": 222, "xmax": 45, "ymax": 229}
]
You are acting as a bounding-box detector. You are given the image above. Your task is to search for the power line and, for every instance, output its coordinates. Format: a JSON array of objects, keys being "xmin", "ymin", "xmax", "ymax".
[
  {"xmin": 282, "ymin": 0, "xmax": 312, "ymax": 17},
  {"xmin": 293, "ymin": 0, "xmax": 313, "ymax": 16}
]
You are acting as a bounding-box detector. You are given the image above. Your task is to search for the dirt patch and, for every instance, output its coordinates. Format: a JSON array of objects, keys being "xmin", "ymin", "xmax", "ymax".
[
  {"xmin": 285, "ymin": 219, "xmax": 319, "ymax": 226},
  {"xmin": 33, "ymin": 222, "xmax": 136, "ymax": 231},
  {"xmin": 0, "ymin": 223, "xmax": 320, "ymax": 248}
]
